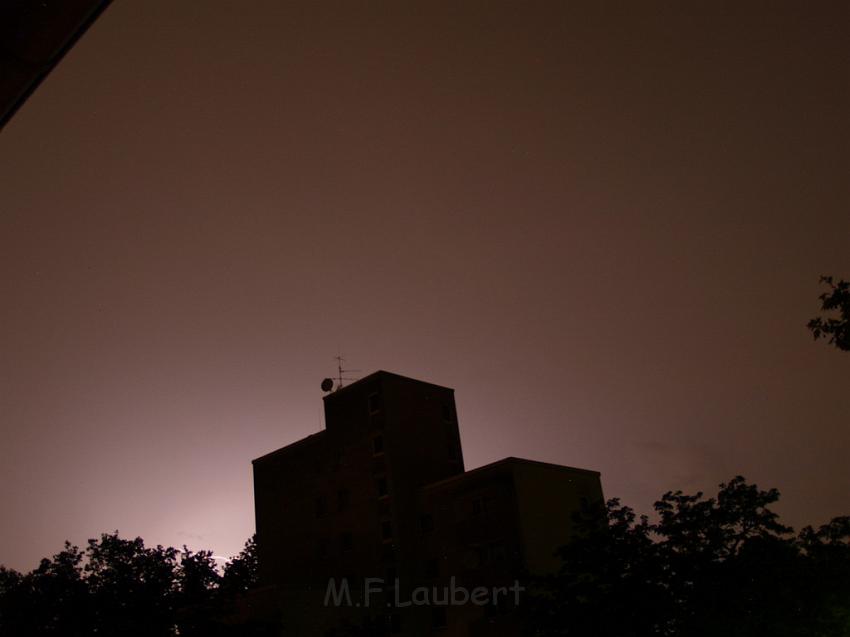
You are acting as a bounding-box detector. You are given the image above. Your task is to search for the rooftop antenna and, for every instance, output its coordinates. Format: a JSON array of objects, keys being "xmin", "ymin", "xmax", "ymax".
[{"xmin": 322, "ymin": 354, "xmax": 360, "ymax": 393}]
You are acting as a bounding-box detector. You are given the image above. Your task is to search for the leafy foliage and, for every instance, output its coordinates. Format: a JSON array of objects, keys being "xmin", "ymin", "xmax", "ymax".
[
  {"xmin": 85, "ymin": 533, "xmax": 179, "ymax": 636},
  {"xmin": 808, "ymin": 275, "xmax": 850, "ymax": 351},
  {"xmin": 0, "ymin": 533, "xmax": 260, "ymax": 637},
  {"xmin": 526, "ymin": 478, "xmax": 850, "ymax": 637},
  {"xmin": 220, "ymin": 535, "xmax": 259, "ymax": 596}
]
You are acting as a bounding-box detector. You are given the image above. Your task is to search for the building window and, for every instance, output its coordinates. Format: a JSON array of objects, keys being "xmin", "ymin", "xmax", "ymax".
[
  {"xmin": 493, "ymin": 542, "xmax": 507, "ymax": 562},
  {"xmin": 340, "ymin": 532, "xmax": 353, "ymax": 552},
  {"xmin": 477, "ymin": 545, "xmax": 491, "ymax": 565},
  {"xmin": 376, "ymin": 476, "xmax": 389, "ymax": 498},
  {"xmin": 372, "ymin": 455, "xmax": 387, "ymax": 475},
  {"xmin": 425, "ymin": 557, "xmax": 439, "ymax": 579},
  {"xmin": 337, "ymin": 489, "xmax": 350, "ymax": 512},
  {"xmin": 442, "ymin": 403, "xmax": 454, "ymax": 422},
  {"xmin": 368, "ymin": 392, "xmax": 381, "ymax": 414},
  {"xmin": 420, "ymin": 513, "xmax": 434, "ymax": 534},
  {"xmin": 315, "ymin": 496, "xmax": 327, "ymax": 518},
  {"xmin": 381, "ymin": 543, "xmax": 396, "ymax": 562},
  {"xmin": 372, "ymin": 435, "xmax": 384, "ymax": 455},
  {"xmin": 484, "ymin": 593, "xmax": 514, "ymax": 617},
  {"xmin": 431, "ymin": 607, "xmax": 447, "ymax": 629},
  {"xmin": 381, "ymin": 520, "xmax": 393, "ymax": 541},
  {"xmin": 472, "ymin": 497, "xmax": 485, "ymax": 517}
]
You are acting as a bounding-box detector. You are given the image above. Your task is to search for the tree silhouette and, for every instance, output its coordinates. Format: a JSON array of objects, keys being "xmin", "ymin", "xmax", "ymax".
[
  {"xmin": 3, "ymin": 497, "xmax": 848, "ymax": 635},
  {"xmin": 526, "ymin": 477, "xmax": 850, "ymax": 637},
  {"xmin": 177, "ymin": 547, "xmax": 221, "ymax": 607},
  {"xmin": 808, "ymin": 275, "xmax": 849, "ymax": 351},
  {"xmin": 0, "ymin": 533, "xmax": 262, "ymax": 637},
  {"xmin": 176, "ymin": 535, "xmax": 273, "ymax": 637},
  {"xmin": 0, "ymin": 542, "xmax": 89, "ymax": 636},
  {"xmin": 219, "ymin": 535, "xmax": 259, "ymax": 596},
  {"xmin": 84, "ymin": 533, "xmax": 178, "ymax": 636},
  {"xmin": 797, "ymin": 517, "xmax": 850, "ymax": 635}
]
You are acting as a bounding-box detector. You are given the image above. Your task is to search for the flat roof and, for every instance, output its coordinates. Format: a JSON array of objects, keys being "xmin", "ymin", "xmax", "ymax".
[
  {"xmin": 254, "ymin": 370, "xmax": 456, "ymax": 464},
  {"xmin": 322, "ymin": 370, "xmax": 454, "ymax": 400},
  {"xmin": 252, "ymin": 430, "xmax": 328, "ymax": 465},
  {"xmin": 421, "ymin": 456, "xmax": 600, "ymax": 491}
]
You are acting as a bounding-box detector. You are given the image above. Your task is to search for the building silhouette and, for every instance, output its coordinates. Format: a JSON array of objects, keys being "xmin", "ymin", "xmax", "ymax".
[
  {"xmin": 0, "ymin": 1, "xmax": 112, "ymax": 130},
  {"xmin": 252, "ymin": 371, "xmax": 603, "ymax": 636}
]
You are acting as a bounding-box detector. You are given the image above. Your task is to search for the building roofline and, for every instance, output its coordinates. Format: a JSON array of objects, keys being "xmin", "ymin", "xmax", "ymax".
[
  {"xmin": 253, "ymin": 371, "xmax": 455, "ymax": 465},
  {"xmin": 322, "ymin": 370, "xmax": 454, "ymax": 400},
  {"xmin": 421, "ymin": 456, "xmax": 600, "ymax": 491},
  {"xmin": 252, "ymin": 430, "xmax": 328, "ymax": 465}
]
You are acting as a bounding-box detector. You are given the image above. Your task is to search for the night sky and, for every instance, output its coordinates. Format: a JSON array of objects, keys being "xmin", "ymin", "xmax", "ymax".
[{"xmin": 1, "ymin": 1, "xmax": 848, "ymax": 572}]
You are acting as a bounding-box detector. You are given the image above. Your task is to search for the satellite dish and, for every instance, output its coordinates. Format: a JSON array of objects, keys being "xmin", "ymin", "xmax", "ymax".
[{"xmin": 321, "ymin": 378, "xmax": 334, "ymax": 392}]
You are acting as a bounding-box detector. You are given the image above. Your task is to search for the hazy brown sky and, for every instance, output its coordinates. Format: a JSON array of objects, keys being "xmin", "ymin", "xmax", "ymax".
[{"xmin": 1, "ymin": 1, "xmax": 848, "ymax": 572}]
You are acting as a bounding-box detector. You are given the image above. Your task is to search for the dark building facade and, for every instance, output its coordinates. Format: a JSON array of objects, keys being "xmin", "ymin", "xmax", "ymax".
[
  {"xmin": 0, "ymin": 1, "xmax": 112, "ymax": 129},
  {"xmin": 252, "ymin": 371, "xmax": 603, "ymax": 636}
]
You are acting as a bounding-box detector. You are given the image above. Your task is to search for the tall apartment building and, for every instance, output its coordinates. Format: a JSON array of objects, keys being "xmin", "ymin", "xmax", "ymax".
[{"xmin": 252, "ymin": 371, "xmax": 603, "ymax": 636}]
